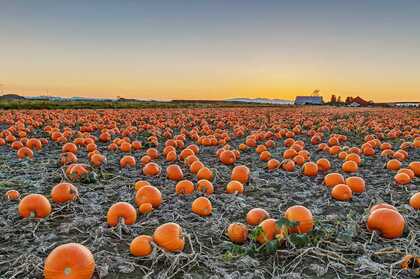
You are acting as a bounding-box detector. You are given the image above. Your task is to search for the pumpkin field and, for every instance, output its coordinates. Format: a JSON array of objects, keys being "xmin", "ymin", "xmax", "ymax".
[{"xmin": 0, "ymin": 106, "xmax": 419, "ymax": 278}]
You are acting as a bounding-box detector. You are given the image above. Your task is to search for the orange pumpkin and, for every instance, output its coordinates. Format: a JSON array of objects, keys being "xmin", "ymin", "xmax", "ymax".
[
  {"xmin": 130, "ymin": 235, "xmax": 153, "ymax": 257},
  {"xmin": 226, "ymin": 180, "xmax": 244, "ymax": 194},
  {"xmin": 139, "ymin": 203, "xmax": 154, "ymax": 214},
  {"xmin": 51, "ymin": 183, "xmax": 78, "ymax": 203},
  {"xmin": 192, "ymin": 197, "xmax": 212, "ymax": 216},
  {"xmin": 227, "ymin": 223, "xmax": 248, "ymax": 244},
  {"xmin": 284, "ymin": 205, "xmax": 314, "ymax": 234},
  {"xmin": 409, "ymin": 192, "xmax": 420, "ymax": 209},
  {"xmin": 342, "ymin": 160, "xmax": 358, "ymax": 173},
  {"xmin": 345, "ymin": 176, "xmax": 366, "ymax": 193},
  {"xmin": 107, "ymin": 202, "xmax": 137, "ymax": 226},
  {"xmin": 166, "ymin": 164, "xmax": 183, "ymax": 181},
  {"xmin": 175, "ymin": 180, "xmax": 195, "ymax": 195},
  {"xmin": 5, "ymin": 190, "xmax": 20, "ymax": 201},
  {"xmin": 246, "ymin": 208, "xmax": 270, "ymax": 226},
  {"xmin": 44, "ymin": 243, "xmax": 95, "ymax": 279},
  {"xmin": 196, "ymin": 179, "xmax": 214, "ymax": 195},
  {"xmin": 367, "ymin": 208, "xmax": 405, "ymax": 239},
  {"xmin": 302, "ymin": 162, "xmax": 318, "ymax": 177},
  {"xmin": 153, "ymin": 223, "xmax": 185, "ymax": 252},
  {"xmin": 331, "ymin": 184, "xmax": 353, "ymax": 201},
  {"xmin": 120, "ymin": 155, "xmax": 136, "ymax": 168},
  {"xmin": 197, "ymin": 167, "xmax": 214, "ymax": 181},
  {"xmin": 18, "ymin": 194, "xmax": 51, "ymax": 218},
  {"xmin": 135, "ymin": 185, "xmax": 162, "ymax": 208},
  {"xmin": 394, "ymin": 172, "xmax": 411, "ymax": 185},
  {"xmin": 324, "ymin": 173, "xmax": 345, "ymax": 188},
  {"xmin": 134, "ymin": 180, "xmax": 151, "ymax": 191},
  {"xmin": 143, "ymin": 162, "xmax": 162, "ymax": 176},
  {"xmin": 231, "ymin": 165, "xmax": 250, "ymax": 184},
  {"xmin": 256, "ymin": 218, "xmax": 281, "ymax": 244}
]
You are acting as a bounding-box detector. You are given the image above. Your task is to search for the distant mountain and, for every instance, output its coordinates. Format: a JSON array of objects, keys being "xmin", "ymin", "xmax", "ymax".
[
  {"xmin": 0, "ymin": 94, "xmax": 25, "ymax": 100},
  {"xmin": 225, "ymin": 98, "xmax": 293, "ymax": 105}
]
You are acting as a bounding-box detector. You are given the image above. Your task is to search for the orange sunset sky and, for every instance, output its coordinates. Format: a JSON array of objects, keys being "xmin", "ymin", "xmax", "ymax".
[{"xmin": 1, "ymin": 1, "xmax": 419, "ymax": 102}]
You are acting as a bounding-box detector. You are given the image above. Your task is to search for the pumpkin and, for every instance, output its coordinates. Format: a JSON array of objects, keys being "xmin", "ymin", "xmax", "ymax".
[
  {"xmin": 120, "ymin": 155, "xmax": 136, "ymax": 168},
  {"xmin": 284, "ymin": 205, "xmax": 314, "ymax": 233},
  {"xmin": 143, "ymin": 162, "xmax": 162, "ymax": 176},
  {"xmin": 386, "ymin": 159, "xmax": 401, "ymax": 171},
  {"xmin": 146, "ymin": 148, "xmax": 159, "ymax": 159},
  {"xmin": 165, "ymin": 150, "xmax": 177, "ymax": 161},
  {"xmin": 139, "ymin": 203, "xmax": 153, "ymax": 214},
  {"xmin": 345, "ymin": 153, "xmax": 362, "ymax": 165},
  {"xmin": 267, "ymin": 159, "xmax": 280, "ymax": 171},
  {"xmin": 107, "ymin": 202, "xmax": 137, "ymax": 226},
  {"xmin": 259, "ymin": 151, "xmax": 271, "ymax": 161},
  {"xmin": 140, "ymin": 155, "xmax": 152, "ymax": 165},
  {"xmin": 51, "ymin": 183, "xmax": 78, "ymax": 203},
  {"xmin": 166, "ymin": 164, "xmax": 183, "ymax": 181},
  {"xmin": 331, "ymin": 184, "xmax": 353, "ymax": 201},
  {"xmin": 394, "ymin": 172, "xmax": 411, "ymax": 185},
  {"xmin": 246, "ymin": 208, "xmax": 270, "ymax": 226},
  {"xmin": 283, "ymin": 148, "xmax": 297, "ymax": 159},
  {"xmin": 175, "ymin": 180, "xmax": 195, "ymax": 195},
  {"xmin": 153, "ymin": 223, "xmax": 185, "ymax": 252},
  {"xmin": 302, "ymin": 162, "xmax": 318, "ymax": 177},
  {"xmin": 130, "ymin": 235, "xmax": 153, "ymax": 257},
  {"xmin": 190, "ymin": 160, "xmax": 205, "ymax": 174},
  {"xmin": 345, "ymin": 176, "xmax": 366, "ymax": 193},
  {"xmin": 324, "ymin": 173, "xmax": 345, "ymax": 188},
  {"xmin": 367, "ymin": 208, "xmax": 405, "ymax": 239},
  {"xmin": 370, "ymin": 203, "xmax": 397, "ymax": 213},
  {"xmin": 342, "ymin": 160, "xmax": 358, "ymax": 173},
  {"xmin": 281, "ymin": 159, "xmax": 295, "ymax": 172},
  {"xmin": 44, "ymin": 243, "xmax": 95, "ymax": 279},
  {"xmin": 256, "ymin": 218, "xmax": 281, "ymax": 244},
  {"xmin": 17, "ymin": 146, "xmax": 34, "ymax": 159},
  {"xmin": 196, "ymin": 179, "xmax": 214, "ymax": 195},
  {"xmin": 120, "ymin": 142, "xmax": 132, "ymax": 152},
  {"xmin": 5, "ymin": 189, "xmax": 20, "ymax": 201},
  {"xmin": 18, "ymin": 194, "xmax": 51, "ymax": 218},
  {"xmin": 219, "ymin": 150, "xmax": 236, "ymax": 165},
  {"xmin": 316, "ymin": 158, "xmax": 331, "ymax": 172},
  {"xmin": 62, "ymin": 143, "xmax": 78, "ymax": 153},
  {"xmin": 26, "ymin": 138, "xmax": 42, "ymax": 150},
  {"xmin": 59, "ymin": 152, "xmax": 78, "ymax": 166},
  {"xmin": 134, "ymin": 180, "xmax": 151, "ymax": 191},
  {"xmin": 135, "ymin": 185, "xmax": 162, "ymax": 208},
  {"xmin": 90, "ymin": 153, "xmax": 106, "ymax": 167},
  {"xmin": 226, "ymin": 180, "xmax": 244, "ymax": 194},
  {"xmin": 231, "ymin": 165, "xmax": 250, "ymax": 184},
  {"xmin": 397, "ymin": 168, "xmax": 415, "ymax": 179},
  {"xmin": 409, "ymin": 192, "xmax": 420, "ymax": 209},
  {"xmin": 408, "ymin": 161, "xmax": 420, "ymax": 176},
  {"xmin": 197, "ymin": 167, "xmax": 213, "ymax": 181},
  {"xmin": 192, "ymin": 197, "xmax": 212, "ymax": 216},
  {"xmin": 227, "ymin": 222, "xmax": 248, "ymax": 244}
]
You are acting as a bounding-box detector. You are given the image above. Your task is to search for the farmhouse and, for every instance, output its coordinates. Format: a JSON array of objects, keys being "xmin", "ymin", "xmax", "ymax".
[{"xmin": 294, "ymin": 96, "xmax": 323, "ymax": 105}]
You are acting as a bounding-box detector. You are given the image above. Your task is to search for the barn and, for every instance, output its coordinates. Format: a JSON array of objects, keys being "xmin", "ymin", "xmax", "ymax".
[{"xmin": 294, "ymin": 96, "xmax": 323, "ymax": 105}]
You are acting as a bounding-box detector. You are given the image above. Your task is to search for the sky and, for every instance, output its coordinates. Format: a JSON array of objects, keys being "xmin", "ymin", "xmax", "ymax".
[{"xmin": 1, "ymin": 1, "xmax": 419, "ymax": 102}]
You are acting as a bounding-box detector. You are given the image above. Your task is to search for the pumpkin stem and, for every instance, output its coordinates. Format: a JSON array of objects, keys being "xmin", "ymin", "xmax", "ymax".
[{"xmin": 64, "ymin": 267, "xmax": 72, "ymax": 275}]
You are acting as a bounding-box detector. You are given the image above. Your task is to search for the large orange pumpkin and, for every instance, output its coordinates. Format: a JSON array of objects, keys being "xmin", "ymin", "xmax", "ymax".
[
  {"xmin": 153, "ymin": 223, "xmax": 185, "ymax": 252},
  {"xmin": 284, "ymin": 205, "xmax": 314, "ymax": 233},
  {"xmin": 44, "ymin": 243, "xmax": 95, "ymax": 279},
  {"xmin": 367, "ymin": 208, "xmax": 405, "ymax": 239},
  {"xmin": 18, "ymin": 194, "xmax": 52, "ymax": 218},
  {"xmin": 135, "ymin": 185, "xmax": 162, "ymax": 208}
]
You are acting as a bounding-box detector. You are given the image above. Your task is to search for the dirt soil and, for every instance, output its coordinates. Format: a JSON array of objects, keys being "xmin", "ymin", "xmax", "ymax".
[{"xmin": 0, "ymin": 108, "xmax": 419, "ymax": 279}]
